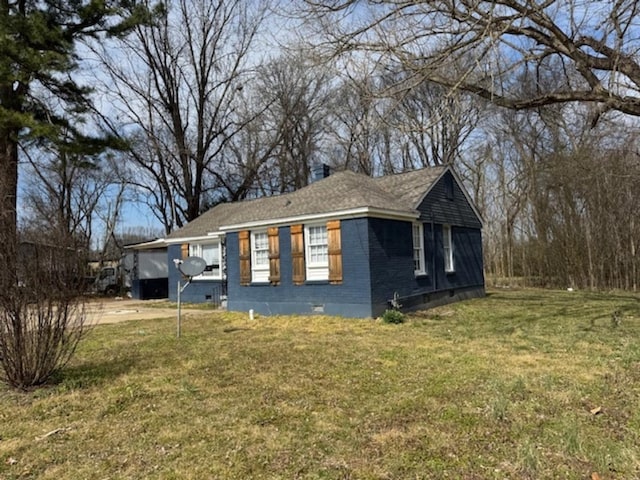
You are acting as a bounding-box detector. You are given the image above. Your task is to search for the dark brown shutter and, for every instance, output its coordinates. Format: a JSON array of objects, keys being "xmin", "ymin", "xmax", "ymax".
[
  {"xmin": 239, "ymin": 230, "xmax": 251, "ymax": 286},
  {"xmin": 268, "ymin": 227, "xmax": 280, "ymax": 285},
  {"xmin": 181, "ymin": 243, "xmax": 189, "ymax": 259},
  {"xmin": 291, "ymin": 224, "xmax": 305, "ymax": 285},
  {"xmin": 327, "ymin": 220, "xmax": 343, "ymax": 284}
]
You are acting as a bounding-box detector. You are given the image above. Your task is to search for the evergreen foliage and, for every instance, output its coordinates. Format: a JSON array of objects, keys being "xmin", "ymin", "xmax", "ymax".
[
  {"xmin": 0, "ymin": 0, "xmax": 155, "ymax": 389},
  {"xmin": 0, "ymin": 0, "xmax": 153, "ymax": 272}
]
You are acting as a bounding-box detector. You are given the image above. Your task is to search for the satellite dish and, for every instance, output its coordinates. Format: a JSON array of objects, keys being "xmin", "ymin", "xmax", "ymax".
[{"xmin": 179, "ymin": 256, "xmax": 207, "ymax": 277}]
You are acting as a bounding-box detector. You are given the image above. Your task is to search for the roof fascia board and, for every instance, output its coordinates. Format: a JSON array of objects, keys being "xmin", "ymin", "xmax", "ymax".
[
  {"xmin": 450, "ymin": 168, "xmax": 485, "ymax": 227},
  {"xmin": 164, "ymin": 233, "xmax": 225, "ymax": 244},
  {"xmin": 123, "ymin": 238, "xmax": 167, "ymax": 250},
  {"xmin": 220, "ymin": 207, "xmax": 418, "ymax": 232},
  {"xmin": 412, "ymin": 166, "xmax": 449, "ymax": 208}
]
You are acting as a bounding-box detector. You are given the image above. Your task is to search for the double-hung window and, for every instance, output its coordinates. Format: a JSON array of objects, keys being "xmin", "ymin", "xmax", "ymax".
[
  {"xmin": 443, "ymin": 225, "xmax": 454, "ymax": 273},
  {"xmin": 189, "ymin": 241, "xmax": 222, "ymax": 279},
  {"xmin": 412, "ymin": 223, "xmax": 426, "ymax": 276},
  {"xmin": 305, "ymin": 225, "xmax": 329, "ymax": 281},
  {"xmin": 251, "ymin": 231, "xmax": 269, "ymax": 283}
]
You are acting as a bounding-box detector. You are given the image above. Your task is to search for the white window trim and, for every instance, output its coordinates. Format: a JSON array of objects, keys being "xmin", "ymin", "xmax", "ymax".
[
  {"xmin": 250, "ymin": 230, "xmax": 269, "ymax": 283},
  {"xmin": 305, "ymin": 224, "xmax": 329, "ymax": 281},
  {"xmin": 443, "ymin": 225, "xmax": 454, "ymax": 273},
  {"xmin": 189, "ymin": 241, "xmax": 223, "ymax": 280},
  {"xmin": 413, "ymin": 223, "xmax": 426, "ymax": 276}
]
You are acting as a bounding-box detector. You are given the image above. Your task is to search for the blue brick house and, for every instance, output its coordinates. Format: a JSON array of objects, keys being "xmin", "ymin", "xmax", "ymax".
[{"xmin": 164, "ymin": 166, "xmax": 484, "ymax": 318}]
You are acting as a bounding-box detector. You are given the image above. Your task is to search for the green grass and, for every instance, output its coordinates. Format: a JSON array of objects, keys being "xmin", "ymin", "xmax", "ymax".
[{"xmin": 1, "ymin": 289, "xmax": 640, "ymax": 479}]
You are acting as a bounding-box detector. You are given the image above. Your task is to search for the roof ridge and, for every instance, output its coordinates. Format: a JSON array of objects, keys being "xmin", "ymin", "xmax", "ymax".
[
  {"xmin": 167, "ymin": 166, "xmax": 449, "ymax": 239},
  {"xmin": 373, "ymin": 164, "xmax": 447, "ymax": 180}
]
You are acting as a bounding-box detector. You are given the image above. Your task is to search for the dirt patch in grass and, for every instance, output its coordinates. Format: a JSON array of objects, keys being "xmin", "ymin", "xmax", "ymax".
[{"xmin": 85, "ymin": 298, "xmax": 217, "ymax": 325}]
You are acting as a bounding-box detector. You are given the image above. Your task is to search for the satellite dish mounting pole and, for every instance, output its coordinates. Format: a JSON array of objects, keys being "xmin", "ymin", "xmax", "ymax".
[
  {"xmin": 173, "ymin": 256, "xmax": 207, "ymax": 339},
  {"xmin": 176, "ymin": 276, "xmax": 193, "ymax": 338},
  {"xmin": 177, "ymin": 276, "xmax": 186, "ymax": 338}
]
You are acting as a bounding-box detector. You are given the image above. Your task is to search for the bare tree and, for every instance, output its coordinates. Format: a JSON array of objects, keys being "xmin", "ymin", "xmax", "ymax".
[
  {"xmin": 256, "ymin": 52, "xmax": 333, "ymax": 193},
  {"xmin": 301, "ymin": 0, "xmax": 640, "ymax": 120},
  {"xmin": 214, "ymin": 90, "xmax": 285, "ymax": 202},
  {"xmin": 476, "ymin": 98, "xmax": 640, "ymax": 290},
  {"xmin": 328, "ymin": 73, "xmax": 382, "ymax": 175},
  {"xmin": 391, "ymin": 81, "xmax": 482, "ymax": 167},
  {"xmin": 96, "ymin": 0, "xmax": 268, "ymax": 233},
  {"xmin": 21, "ymin": 139, "xmax": 122, "ymax": 246}
]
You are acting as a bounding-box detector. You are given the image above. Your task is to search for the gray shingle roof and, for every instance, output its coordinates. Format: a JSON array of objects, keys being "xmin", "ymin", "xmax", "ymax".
[
  {"xmin": 165, "ymin": 201, "xmax": 246, "ymax": 239},
  {"xmin": 166, "ymin": 166, "xmax": 447, "ymax": 239},
  {"xmin": 374, "ymin": 165, "xmax": 446, "ymax": 207}
]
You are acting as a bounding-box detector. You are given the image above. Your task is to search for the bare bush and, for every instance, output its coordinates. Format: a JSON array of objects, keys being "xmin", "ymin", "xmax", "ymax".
[{"xmin": 0, "ymin": 232, "xmax": 92, "ymax": 390}]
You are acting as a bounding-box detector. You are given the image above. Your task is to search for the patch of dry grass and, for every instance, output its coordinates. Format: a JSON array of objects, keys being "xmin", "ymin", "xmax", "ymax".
[{"xmin": 1, "ymin": 288, "xmax": 640, "ymax": 479}]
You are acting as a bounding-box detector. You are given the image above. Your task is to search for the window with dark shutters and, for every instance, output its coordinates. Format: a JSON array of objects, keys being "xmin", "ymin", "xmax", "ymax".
[
  {"xmin": 291, "ymin": 224, "xmax": 305, "ymax": 285},
  {"xmin": 268, "ymin": 227, "xmax": 280, "ymax": 285},
  {"xmin": 239, "ymin": 230, "xmax": 251, "ymax": 285},
  {"xmin": 327, "ymin": 220, "xmax": 343, "ymax": 284}
]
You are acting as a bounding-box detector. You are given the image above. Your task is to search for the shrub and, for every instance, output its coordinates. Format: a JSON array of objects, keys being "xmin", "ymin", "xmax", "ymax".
[
  {"xmin": 0, "ymin": 233, "xmax": 91, "ymax": 390},
  {"xmin": 382, "ymin": 309, "xmax": 405, "ymax": 324}
]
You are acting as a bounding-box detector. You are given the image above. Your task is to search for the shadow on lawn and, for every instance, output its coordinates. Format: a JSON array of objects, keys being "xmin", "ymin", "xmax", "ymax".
[
  {"xmin": 53, "ymin": 353, "xmax": 140, "ymax": 390},
  {"xmin": 487, "ymin": 289, "xmax": 640, "ymax": 331}
]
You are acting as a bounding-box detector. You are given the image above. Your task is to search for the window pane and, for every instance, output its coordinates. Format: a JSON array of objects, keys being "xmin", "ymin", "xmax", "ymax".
[
  {"xmin": 308, "ymin": 227, "xmax": 328, "ymax": 264},
  {"xmin": 252, "ymin": 233, "xmax": 269, "ymax": 267},
  {"xmin": 189, "ymin": 242, "xmax": 221, "ymax": 278},
  {"xmin": 251, "ymin": 232, "xmax": 270, "ymax": 282},
  {"xmin": 310, "ymin": 244, "xmax": 328, "ymax": 263},
  {"xmin": 413, "ymin": 223, "xmax": 424, "ymax": 274},
  {"xmin": 254, "ymin": 249, "xmax": 269, "ymax": 266},
  {"xmin": 202, "ymin": 243, "xmax": 220, "ymax": 275},
  {"xmin": 413, "ymin": 249, "xmax": 421, "ymax": 271},
  {"xmin": 413, "ymin": 225, "xmax": 420, "ymax": 244},
  {"xmin": 202, "ymin": 244, "xmax": 219, "ymax": 263},
  {"xmin": 308, "ymin": 226, "xmax": 327, "ymax": 245},
  {"xmin": 443, "ymin": 226, "xmax": 453, "ymax": 272},
  {"xmin": 254, "ymin": 233, "xmax": 268, "ymax": 250},
  {"xmin": 306, "ymin": 225, "xmax": 329, "ymax": 276}
]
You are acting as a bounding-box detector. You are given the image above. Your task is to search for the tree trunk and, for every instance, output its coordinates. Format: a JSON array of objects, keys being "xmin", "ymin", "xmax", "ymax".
[{"xmin": 0, "ymin": 131, "xmax": 19, "ymax": 287}]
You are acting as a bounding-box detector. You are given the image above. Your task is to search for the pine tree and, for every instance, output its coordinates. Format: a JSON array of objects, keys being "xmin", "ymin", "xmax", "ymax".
[{"xmin": 0, "ymin": 0, "xmax": 151, "ymax": 282}]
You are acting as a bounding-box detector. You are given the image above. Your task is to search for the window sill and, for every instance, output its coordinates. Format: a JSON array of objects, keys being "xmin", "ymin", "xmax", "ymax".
[
  {"xmin": 414, "ymin": 272, "xmax": 428, "ymax": 278},
  {"xmin": 304, "ymin": 280, "xmax": 330, "ymax": 285},
  {"xmin": 445, "ymin": 270, "xmax": 456, "ymax": 275}
]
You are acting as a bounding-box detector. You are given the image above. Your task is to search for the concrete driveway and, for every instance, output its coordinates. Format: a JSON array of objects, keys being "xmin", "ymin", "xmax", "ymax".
[{"xmin": 87, "ymin": 298, "xmax": 215, "ymax": 325}]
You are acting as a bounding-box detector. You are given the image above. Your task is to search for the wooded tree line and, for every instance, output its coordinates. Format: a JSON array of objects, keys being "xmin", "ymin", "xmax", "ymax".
[
  {"xmin": 481, "ymin": 107, "xmax": 640, "ymax": 290},
  {"xmin": 5, "ymin": 0, "xmax": 640, "ymax": 291}
]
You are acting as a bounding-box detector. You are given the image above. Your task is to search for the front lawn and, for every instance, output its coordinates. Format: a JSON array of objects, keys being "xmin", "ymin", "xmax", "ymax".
[{"xmin": 1, "ymin": 289, "xmax": 639, "ymax": 479}]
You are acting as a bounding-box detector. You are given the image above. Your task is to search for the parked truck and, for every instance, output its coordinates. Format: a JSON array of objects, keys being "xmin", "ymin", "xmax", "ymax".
[
  {"xmin": 94, "ymin": 244, "xmax": 168, "ymax": 299},
  {"xmin": 94, "ymin": 261, "xmax": 132, "ymax": 296}
]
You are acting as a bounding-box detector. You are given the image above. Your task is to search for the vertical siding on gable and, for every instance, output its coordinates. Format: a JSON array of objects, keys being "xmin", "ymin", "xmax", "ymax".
[{"xmin": 418, "ymin": 171, "xmax": 482, "ymax": 229}]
